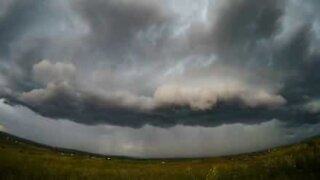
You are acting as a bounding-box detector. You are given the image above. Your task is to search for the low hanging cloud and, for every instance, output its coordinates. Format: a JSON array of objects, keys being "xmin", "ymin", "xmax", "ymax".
[
  {"xmin": 14, "ymin": 59, "xmax": 286, "ymax": 127},
  {"xmin": 29, "ymin": 60, "xmax": 285, "ymax": 111},
  {"xmin": 0, "ymin": 0, "xmax": 320, "ymax": 158},
  {"xmin": 0, "ymin": 0, "xmax": 320, "ymax": 129},
  {"xmin": 154, "ymin": 82, "xmax": 285, "ymax": 110},
  {"xmin": 1, "ymin": 99, "xmax": 319, "ymax": 158}
]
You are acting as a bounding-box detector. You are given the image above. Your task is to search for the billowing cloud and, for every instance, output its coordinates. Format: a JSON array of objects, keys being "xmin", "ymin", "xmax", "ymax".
[
  {"xmin": 13, "ymin": 59, "xmax": 287, "ymax": 127},
  {"xmin": 33, "ymin": 59, "xmax": 76, "ymax": 85},
  {"xmin": 154, "ymin": 82, "xmax": 285, "ymax": 110},
  {"xmin": 0, "ymin": 0, "xmax": 319, "ymax": 149}
]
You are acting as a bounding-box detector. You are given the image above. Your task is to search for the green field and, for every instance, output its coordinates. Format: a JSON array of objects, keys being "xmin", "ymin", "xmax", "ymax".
[{"xmin": 0, "ymin": 132, "xmax": 320, "ymax": 180}]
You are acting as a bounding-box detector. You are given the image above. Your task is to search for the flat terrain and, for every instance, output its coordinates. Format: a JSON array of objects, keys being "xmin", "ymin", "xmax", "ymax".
[{"xmin": 0, "ymin": 132, "xmax": 320, "ymax": 180}]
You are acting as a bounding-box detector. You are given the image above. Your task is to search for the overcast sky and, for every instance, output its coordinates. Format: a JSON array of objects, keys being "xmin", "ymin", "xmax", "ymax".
[{"xmin": 0, "ymin": 0, "xmax": 320, "ymax": 158}]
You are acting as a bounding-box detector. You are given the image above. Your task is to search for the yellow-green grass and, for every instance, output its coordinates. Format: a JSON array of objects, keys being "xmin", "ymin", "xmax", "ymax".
[{"xmin": 0, "ymin": 132, "xmax": 320, "ymax": 180}]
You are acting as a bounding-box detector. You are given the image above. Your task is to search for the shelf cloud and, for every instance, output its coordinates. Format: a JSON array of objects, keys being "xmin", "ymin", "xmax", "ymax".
[{"xmin": 0, "ymin": 0, "xmax": 320, "ymax": 157}]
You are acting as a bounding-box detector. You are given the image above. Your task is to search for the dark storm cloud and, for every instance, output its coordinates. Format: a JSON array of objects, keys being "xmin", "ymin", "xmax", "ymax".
[
  {"xmin": 72, "ymin": 0, "xmax": 171, "ymax": 57},
  {"xmin": 194, "ymin": 0, "xmax": 283, "ymax": 55},
  {"xmin": 0, "ymin": 0, "xmax": 60, "ymax": 92},
  {"xmin": 274, "ymin": 25, "xmax": 311, "ymax": 72},
  {"xmin": 0, "ymin": 0, "xmax": 320, "ymax": 128},
  {"xmin": 2, "ymin": 98, "xmax": 320, "ymax": 158},
  {"xmin": 14, "ymin": 87, "xmax": 320, "ymax": 128},
  {"xmin": 0, "ymin": 0, "xmax": 37, "ymax": 55}
]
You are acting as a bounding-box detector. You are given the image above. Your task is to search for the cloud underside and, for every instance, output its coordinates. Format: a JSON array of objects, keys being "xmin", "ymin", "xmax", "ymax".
[
  {"xmin": 1, "ymin": 99, "xmax": 319, "ymax": 158},
  {"xmin": 0, "ymin": 0, "xmax": 320, "ymax": 128}
]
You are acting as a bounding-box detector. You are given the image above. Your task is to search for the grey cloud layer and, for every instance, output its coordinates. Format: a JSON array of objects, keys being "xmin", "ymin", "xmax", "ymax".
[
  {"xmin": 1, "ymin": 99, "xmax": 319, "ymax": 158},
  {"xmin": 0, "ymin": 0, "xmax": 320, "ymax": 128}
]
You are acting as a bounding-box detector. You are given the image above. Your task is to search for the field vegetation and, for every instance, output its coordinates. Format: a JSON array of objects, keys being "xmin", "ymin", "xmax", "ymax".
[{"xmin": 0, "ymin": 132, "xmax": 320, "ymax": 180}]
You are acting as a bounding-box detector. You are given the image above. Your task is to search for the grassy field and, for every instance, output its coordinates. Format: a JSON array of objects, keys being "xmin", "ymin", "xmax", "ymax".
[{"xmin": 0, "ymin": 132, "xmax": 320, "ymax": 180}]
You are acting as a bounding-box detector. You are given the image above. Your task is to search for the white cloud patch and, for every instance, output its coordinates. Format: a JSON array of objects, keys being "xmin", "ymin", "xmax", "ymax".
[
  {"xmin": 154, "ymin": 82, "xmax": 285, "ymax": 110},
  {"xmin": 20, "ymin": 82, "xmax": 75, "ymax": 106},
  {"xmin": 0, "ymin": 124, "xmax": 7, "ymax": 132},
  {"xmin": 304, "ymin": 99, "xmax": 320, "ymax": 113},
  {"xmin": 33, "ymin": 59, "xmax": 76, "ymax": 85}
]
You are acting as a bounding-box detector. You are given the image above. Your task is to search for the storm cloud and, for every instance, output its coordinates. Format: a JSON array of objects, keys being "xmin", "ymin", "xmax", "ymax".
[
  {"xmin": 0, "ymin": 0, "xmax": 320, "ymax": 156},
  {"xmin": 1, "ymin": 99, "xmax": 319, "ymax": 158}
]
